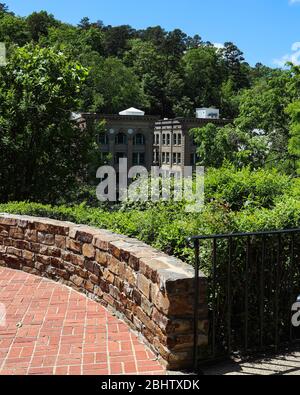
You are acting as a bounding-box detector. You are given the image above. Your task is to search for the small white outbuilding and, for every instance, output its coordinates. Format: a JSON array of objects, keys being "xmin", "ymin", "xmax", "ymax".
[
  {"xmin": 196, "ymin": 108, "xmax": 220, "ymax": 120},
  {"xmin": 119, "ymin": 107, "xmax": 145, "ymax": 116}
]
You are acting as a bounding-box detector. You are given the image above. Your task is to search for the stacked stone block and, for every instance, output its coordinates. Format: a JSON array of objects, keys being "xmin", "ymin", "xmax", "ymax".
[{"xmin": 0, "ymin": 214, "xmax": 208, "ymax": 370}]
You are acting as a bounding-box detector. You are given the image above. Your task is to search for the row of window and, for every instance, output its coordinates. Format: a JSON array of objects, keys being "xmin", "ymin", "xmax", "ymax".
[
  {"xmin": 99, "ymin": 132, "xmax": 199, "ymax": 148},
  {"xmin": 161, "ymin": 152, "xmax": 182, "ymax": 165},
  {"xmin": 101, "ymin": 152, "xmax": 199, "ymax": 166},
  {"xmin": 100, "ymin": 132, "xmax": 186, "ymax": 147},
  {"xmin": 154, "ymin": 133, "xmax": 182, "ymax": 146},
  {"xmin": 99, "ymin": 133, "xmax": 145, "ymax": 145},
  {"xmin": 109, "ymin": 152, "xmax": 146, "ymax": 165}
]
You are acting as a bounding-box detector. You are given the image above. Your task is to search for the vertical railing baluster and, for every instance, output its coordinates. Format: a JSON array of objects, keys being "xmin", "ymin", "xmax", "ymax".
[
  {"xmin": 245, "ymin": 236, "xmax": 250, "ymax": 352},
  {"xmin": 227, "ymin": 237, "xmax": 232, "ymax": 355},
  {"xmin": 290, "ymin": 234, "xmax": 295, "ymax": 343},
  {"xmin": 275, "ymin": 234, "xmax": 281, "ymax": 352},
  {"xmin": 193, "ymin": 239, "xmax": 200, "ymax": 372},
  {"xmin": 260, "ymin": 236, "xmax": 265, "ymax": 350},
  {"xmin": 212, "ymin": 238, "xmax": 217, "ymax": 359}
]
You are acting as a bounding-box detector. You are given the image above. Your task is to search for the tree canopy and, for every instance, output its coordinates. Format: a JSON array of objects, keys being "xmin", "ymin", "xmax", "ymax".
[
  {"xmin": 0, "ymin": 5, "xmax": 255, "ymax": 118},
  {"xmin": 0, "ymin": 3, "xmax": 299, "ymax": 201},
  {"xmin": 0, "ymin": 45, "xmax": 97, "ymax": 203}
]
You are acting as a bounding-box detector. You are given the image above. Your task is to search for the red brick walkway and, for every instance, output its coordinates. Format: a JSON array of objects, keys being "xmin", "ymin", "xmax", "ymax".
[{"xmin": 0, "ymin": 267, "xmax": 165, "ymax": 375}]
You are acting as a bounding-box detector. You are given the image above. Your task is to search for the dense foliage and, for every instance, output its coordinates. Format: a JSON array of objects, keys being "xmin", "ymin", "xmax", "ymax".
[
  {"xmin": 0, "ymin": 4, "xmax": 264, "ymax": 119},
  {"xmin": 1, "ymin": 167, "xmax": 299, "ymax": 265},
  {"xmin": 0, "ymin": 3, "xmax": 299, "ymax": 266},
  {"xmin": 0, "ymin": 44, "xmax": 100, "ymax": 203},
  {"xmin": 1, "ymin": 4, "xmax": 299, "ymax": 174},
  {"xmin": 190, "ymin": 63, "xmax": 300, "ymax": 173}
]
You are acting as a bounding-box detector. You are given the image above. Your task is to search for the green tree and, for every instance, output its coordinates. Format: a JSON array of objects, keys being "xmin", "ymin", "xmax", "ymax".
[
  {"xmin": 190, "ymin": 123, "xmax": 269, "ymax": 168},
  {"xmin": 0, "ymin": 45, "xmax": 96, "ymax": 203},
  {"xmin": 235, "ymin": 69, "xmax": 292, "ymax": 157},
  {"xmin": 221, "ymin": 42, "xmax": 250, "ymax": 90},
  {"xmin": 172, "ymin": 96, "xmax": 194, "ymax": 118},
  {"xmin": 162, "ymin": 28, "xmax": 187, "ymax": 64},
  {"xmin": 0, "ymin": 13, "xmax": 29, "ymax": 46},
  {"xmin": 251, "ymin": 62, "xmax": 274, "ymax": 83},
  {"xmin": 138, "ymin": 26, "xmax": 166, "ymax": 49},
  {"xmin": 186, "ymin": 34, "xmax": 202, "ymax": 49},
  {"xmin": 124, "ymin": 39, "xmax": 171, "ymax": 116},
  {"xmin": 0, "ymin": 3, "xmax": 9, "ymax": 14},
  {"xmin": 182, "ymin": 46, "xmax": 223, "ymax": 109},
  {"xmin": 286, "ymin": 101, "xmax": 300, "ymax": 173},
  {"xmin": 83, "ymin": 56, "xmax": 148, "ymax": 113},
  {"xmin": 103, "ymin": 25, "xmax": 135, "ymax": 57},
  {"xmin": 26, "ymin": 11, "xmax": 59, "ymax": 42},
  {"xmin": 220, "ymin": 79, "xmax": 240, "ymax": 119},
  {"xmin": 78, "ymin": 17, "xmax": 91, "ymax": 30}
]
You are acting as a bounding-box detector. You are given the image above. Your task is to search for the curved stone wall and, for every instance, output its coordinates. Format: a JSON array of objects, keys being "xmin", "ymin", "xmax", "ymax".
[{"xmin": 0, "ymin": 213, "xmax": 208, "ymax": 370}]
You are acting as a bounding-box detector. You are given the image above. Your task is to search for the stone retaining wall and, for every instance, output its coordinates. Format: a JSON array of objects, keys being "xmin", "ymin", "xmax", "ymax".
[{"xmin": 0, "ymin": 214, "xmax": 208, "ymax": 370}]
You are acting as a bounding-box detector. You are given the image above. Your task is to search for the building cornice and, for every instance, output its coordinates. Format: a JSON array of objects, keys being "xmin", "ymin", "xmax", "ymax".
[{"xmin": 80, "ymin": 113, "xmax": 160, "ymax": 122}]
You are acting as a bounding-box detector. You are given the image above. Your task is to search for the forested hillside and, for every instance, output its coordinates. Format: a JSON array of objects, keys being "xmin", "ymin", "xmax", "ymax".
[{"xmin": 0, "ymin": 3, "xmax": 272, "ymax": 118}]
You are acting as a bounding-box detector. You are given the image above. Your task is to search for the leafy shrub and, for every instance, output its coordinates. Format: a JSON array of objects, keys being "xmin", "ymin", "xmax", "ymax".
[
  {"xmin": 205, "ymin": 165, "xmax": 293, "ymax": 210},
  {"xmin": 0, "ymin": 166, "xmax": 299, "ymax": 265}
]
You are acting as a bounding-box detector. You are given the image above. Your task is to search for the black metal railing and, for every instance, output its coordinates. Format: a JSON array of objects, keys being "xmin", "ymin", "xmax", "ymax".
[{"xmin": 188, "ymin": 229, "xmax": 300, "ymax": 372}]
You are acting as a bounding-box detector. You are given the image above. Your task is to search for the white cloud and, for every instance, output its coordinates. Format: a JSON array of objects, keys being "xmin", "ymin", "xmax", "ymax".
[
  {"xmin": 213, "ymin": 43, "xmax": 224, "ymax": 51},
  {"xmin": 282, "ymin": 2, "xmax": 300, "ymax": 67},
  {"xmin": 273, "ymin": 42, "xmax": 300, "ymax": 67}
]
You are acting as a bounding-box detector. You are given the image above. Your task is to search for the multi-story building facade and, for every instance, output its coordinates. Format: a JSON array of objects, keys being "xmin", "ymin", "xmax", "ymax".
[
  {"xmin": 153, "ymin": 116, "xmax": 229, "ymax": 172},
  {"xmin": 78, "ymin": 108, "xmax": 159, "ymax": 171},
  {"xmin": 77, "ymin": 107, "xmax": 229, "ymax": 173}
]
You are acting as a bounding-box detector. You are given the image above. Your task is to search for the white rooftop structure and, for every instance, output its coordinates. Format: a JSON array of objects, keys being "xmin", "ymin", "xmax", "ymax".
[
  {"xmin": 119, "ymin": 107, "xmax": 145, "ymax": 116},
  {"xmin": 70, "ymin": 112, "xmax": 83, "ymax": 120},
  {"xmin": 196, "ymin": 108, "xmax": 220, "ymax": 120}
]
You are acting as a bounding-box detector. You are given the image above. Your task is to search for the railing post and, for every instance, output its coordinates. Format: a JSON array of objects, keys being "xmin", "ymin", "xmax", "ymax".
[
  {"xmin": 212, "ymin": 238, "xmax": 217, "ymax": 359},
  {"xmin": 245, "ymin": 236, "xmax": 250, "ymax": 352},
  {"xmin": 227, "ymin": 237, "xmax": 232, "ymax": 355},
  {"xmin": 193, "ymin": 238, "xmax": 200, "ymax": 373},
  {"xmin": 290, "ymin": 233, "xmax": 295, "ymax": 343},
  {"xmin": 260, "ymin": 235, "xmax": 266, "ymax": 350},
  {"xmin": 275, "ymin": 234, "xmax": 281, "ymax": 352}
]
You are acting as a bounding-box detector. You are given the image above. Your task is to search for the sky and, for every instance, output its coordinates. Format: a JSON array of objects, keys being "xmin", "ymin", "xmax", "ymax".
[{"xmin": 3, "ymin": 0, "xmax": 300, "ymax": 67}]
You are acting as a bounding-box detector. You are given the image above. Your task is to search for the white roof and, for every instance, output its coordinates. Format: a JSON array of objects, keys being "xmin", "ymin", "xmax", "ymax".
[
  {"xmin": 196, "ymin": 108, "xmax": 219, "ymax": 112},
  {"xmin": 70, "ymin": 112, "xmax": 82, "ymax": 120},
  {"xmin": 119, "ymin": 107, "xmax": 145, "ymax": 116}
]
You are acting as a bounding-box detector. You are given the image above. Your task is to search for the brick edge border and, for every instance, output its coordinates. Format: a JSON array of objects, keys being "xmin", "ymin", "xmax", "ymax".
[{"xmin": 0, "ymin": 213, "xmax": 208, "ymax": 370}]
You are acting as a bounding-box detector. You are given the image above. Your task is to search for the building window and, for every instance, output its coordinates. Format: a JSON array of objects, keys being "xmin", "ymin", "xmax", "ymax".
[
  {"xmin": 177, "ymin": 153, "xmax": 181, "ymax": 165},
  {"xmin": 99, "ymin": 133, "xmax": 108, "ymax": 145},
  {"xmin": 115, "ymin": 152, "xmax": 127, "ymax": 163},
  {"xmin": 177, "ymin": 134, "xmax": 182, "ymax": 146},
  {"xmin": 155, "ymin": 134, "xmax": 160, "ymax": 145},
  {"xmin": 166, "ymin": 152, "xmax": 170, "ymax": 164},
  {"xmin": 133, "ymin": 133, "xmax": 145, "ymax": 145},
  {"xmin": 162, "ymin": 152, "xmax": 166, "ymax": 163},
  {"xmin": 115, "ymin": 133, "xmax": 127, "ymax": 145},
  {"xmin": 133, "ymin": 152, "xmax": 145, "ymax": 165},
  {"xmin": 173, "ymin": 153, "xmax": 177, "ymax": 165},
  {"xmin": 173, "ymin": 134, "xmax": 177, "ymax": 145},
  {"xmin": 162, "ymin": 134, "xmax": 166, "ymax": 145},
  {"xmin": 167, "ymin": 134, "xmax": 171, "ymax": 146}
]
